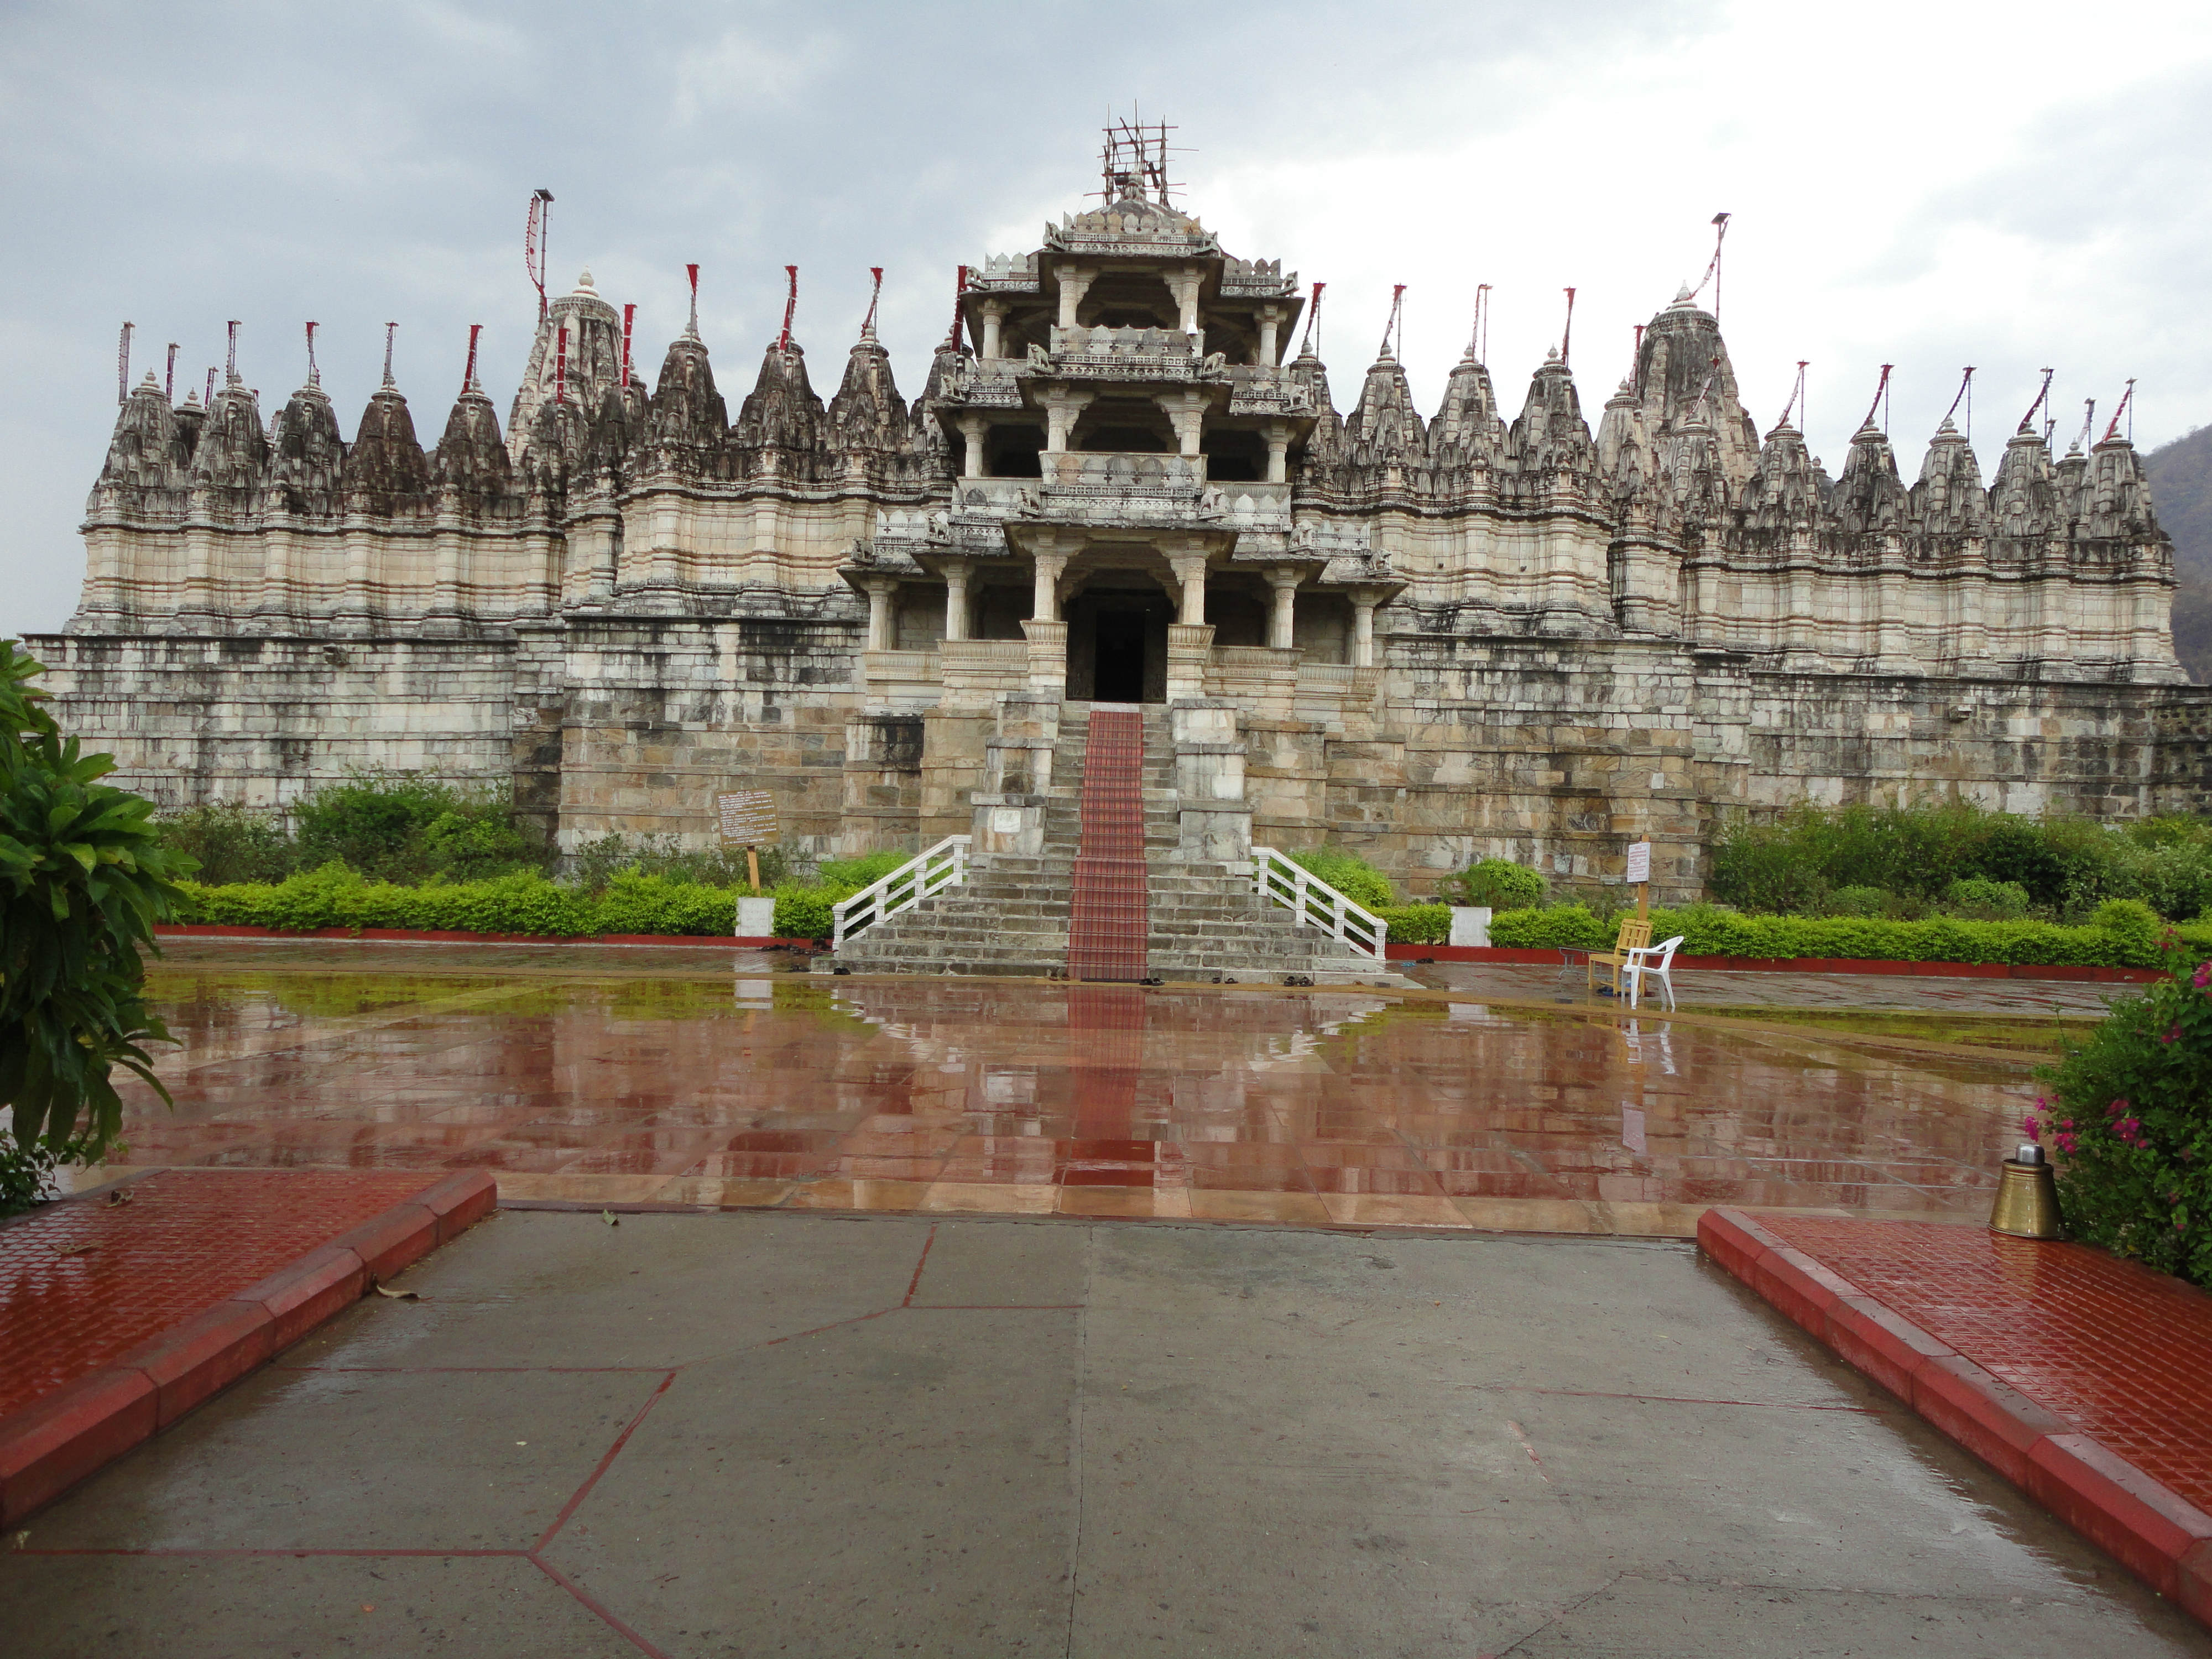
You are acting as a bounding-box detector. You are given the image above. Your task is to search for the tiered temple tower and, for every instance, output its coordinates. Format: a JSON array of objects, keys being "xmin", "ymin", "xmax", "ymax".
[{"xmin": 32, "ymin": 131, "xmax": 2211, "ymax": 900}]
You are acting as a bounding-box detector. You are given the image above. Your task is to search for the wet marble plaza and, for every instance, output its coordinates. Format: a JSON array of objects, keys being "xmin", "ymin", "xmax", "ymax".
[{"xmin": 93, "ymin": 941, "xmax": 2085, "ymax": 1235}]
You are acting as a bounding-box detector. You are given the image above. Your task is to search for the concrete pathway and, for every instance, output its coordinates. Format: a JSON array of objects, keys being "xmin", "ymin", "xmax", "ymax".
[{"xmin": 5, "ymin": 1209, "xmax": 2203, "ymax": 1657}]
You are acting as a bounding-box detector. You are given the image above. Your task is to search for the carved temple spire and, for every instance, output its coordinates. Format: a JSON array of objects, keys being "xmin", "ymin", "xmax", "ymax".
[{"xmin": 341, "ymin": 382, "xmax": 431, "ymax": 510}]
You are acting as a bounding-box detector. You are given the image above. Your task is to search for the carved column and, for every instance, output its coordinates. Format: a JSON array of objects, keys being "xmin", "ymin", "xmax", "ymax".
[
  {"xmin": 1264, "ymin": 421, "xmax": 1291, "ymax": 484},
  {"xmin": 1040, "ymin": 389, "xmax": 1095, "ymax": 453},
  {"xmin": 1165, "ymin": 268, "xmax": 1203, "ymax": 335},
  {"xmin": 862, "ymin": 577, "xmax": 896, "ymax": 651},
  {"xmin": 1056, "ymin": 263, "xmax": 1096, "ymax": 328},
  {"xmin": 1168, "ymin": 548, "xmax": 1211, "ymax": 627},
  {"xmin": 1156, "ymin": 389, "xmax": 1209, "ymax": 459},
  {"xmin": 1255, "ymin": 304, "xmax": 1282, "ymax": 367},
  {"xmin": 1266, "ymin": 566, "xmax": 1302, "ymax": 649},
  {"xmin": 1351, "ymin": 594, "xmax": 1377, "ymax": 666},
  {"xmin": 980, "ymin": 300, "xmax": 1006, "ymax": 361},
  {"xmin": 957, "ymin": 415, "xmax": 988, "ymax": 481},
  {"xmin": 1031, "ymin": 549, "xmax": 1069, "ymax": 623},
  {"xmin": 943, "ymin": 566, "xmax": 970, "ymax": 641}
]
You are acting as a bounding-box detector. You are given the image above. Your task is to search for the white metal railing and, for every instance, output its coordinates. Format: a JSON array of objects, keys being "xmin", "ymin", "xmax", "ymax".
[
  {"xmin": 831, "ymin": 836, "xmax": 971, "ymax": 948},
  {"xmin": 1249, "ymin": 847, "xmax": 1388, "ymax": 962}
]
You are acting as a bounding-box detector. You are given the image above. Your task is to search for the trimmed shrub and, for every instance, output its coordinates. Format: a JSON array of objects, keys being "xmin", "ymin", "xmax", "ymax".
[
  {"xmin": 1942, "ymin": 878, "xmax": 2030, "ymax": 921},
  {"xmin": 2093, "ymin": 898, "xmax": 2162, "ymax": 941},
  {"xmin": 1824, "ymin": 885, "xmax": 1890, "ymax": 918},
  {"xmin": 591, "ymin": 870, "xmax": 738, "ymax": 936},
  {"xmin": 772, "ymin": 885, "xmax": 842, "ymax": 941},
  {"xmin": 566, "ymin": 833, "xmax": 788, "ymax": 893},
  {"xmin": 1489, "ymin": 901, "xmax": 2212, "ymax": 968},
  {"xmin": 2037, "ymin": 948, "xmax": 2212, "ymax": 1287},
  {"xmin": 816, "ymin": 850, "xmax": 914, "ymax": 890},
  {"xmin": 1448, "ymin": 858, "xmax": 1545, "ymax": 910},
  {"xmin": 1285, "ymin": 846, "xmax": 1393, "ymax": 910},
  {"xmin": 1379, "ymin": 905, "xmax": 1451, "ymax": 945}
]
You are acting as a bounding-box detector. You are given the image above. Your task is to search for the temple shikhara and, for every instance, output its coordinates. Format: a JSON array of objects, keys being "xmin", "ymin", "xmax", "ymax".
[{"xmin": 32, "ymin": 125, "xmax": 2211, "ymax": 943}]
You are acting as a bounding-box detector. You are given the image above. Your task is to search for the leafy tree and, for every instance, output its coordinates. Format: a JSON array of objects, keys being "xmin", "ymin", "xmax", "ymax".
[{"xmin": 0, "ymin": 640, "xmax": 189, "ymax": 1159}]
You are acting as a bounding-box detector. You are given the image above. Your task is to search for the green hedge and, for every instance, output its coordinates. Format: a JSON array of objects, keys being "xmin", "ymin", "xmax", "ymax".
[
  {"xmin": 1378, "ymin": 905, "xmax": 1451, "ymax": 945},
  {"xmin": 177, "ymin": 864, "xmax": 853, "ymax": 941},
  {"xmin": 1486, "ymin": 902, "xmax": 2212, "ymax": 968},
  {"xmin": 174, "ymin": 869, "xmax": 2212, "ymax": 968}
]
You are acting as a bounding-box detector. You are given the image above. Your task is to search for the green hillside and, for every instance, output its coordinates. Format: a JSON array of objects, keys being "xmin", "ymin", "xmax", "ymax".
[{"xmin": 2146, "ymin": 425, "xmax": 2212, "ymax": 684}]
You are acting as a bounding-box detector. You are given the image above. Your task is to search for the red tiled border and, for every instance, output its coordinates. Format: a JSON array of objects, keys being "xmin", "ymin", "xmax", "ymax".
[
  {"xmin": 0, "ymin": 1170, "xmax": 495, "ymax": 1527},
  {"xmin": 158, "ymin": 925, "xmax": 817, "ymax": 948},
  {"xmin": 1700, "ymin": 1207, "xmax": 2212, "ymax": 1616},
  {"xmin": 1390, "ymin": 944, "xmax": 2162, "ymax": 982}
]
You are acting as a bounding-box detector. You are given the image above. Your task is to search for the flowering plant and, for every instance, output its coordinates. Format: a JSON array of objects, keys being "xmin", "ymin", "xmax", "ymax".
[{"xmin": 2034, "ymin": 933, "xmax": 2212, "ymax": 1286}]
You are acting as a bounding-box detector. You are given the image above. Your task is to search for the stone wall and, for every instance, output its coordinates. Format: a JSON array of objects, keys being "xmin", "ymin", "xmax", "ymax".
[{"xmin": 22, "ymin": 632, "xmax": 519, "ymax": 809}]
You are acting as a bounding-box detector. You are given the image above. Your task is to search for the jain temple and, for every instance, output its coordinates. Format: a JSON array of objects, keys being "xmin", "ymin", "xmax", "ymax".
[{"xmin": 28, "ymin": 134, "xmax": 2212, "ymax": 958}]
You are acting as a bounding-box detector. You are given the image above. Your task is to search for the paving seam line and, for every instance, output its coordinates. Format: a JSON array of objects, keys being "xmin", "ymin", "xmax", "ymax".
[
  {"xmin": 0, "ymin": 1170, "xmax": 498, "ymax": 1528},
  {"xmin": 1699, "ymin": 1206, "xmax": 2212, "ymax": 1624}
]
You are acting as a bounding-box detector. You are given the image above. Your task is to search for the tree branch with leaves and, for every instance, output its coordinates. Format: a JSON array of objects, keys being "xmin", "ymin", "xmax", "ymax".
[{"xmin": 0, "ymin": 639, "xmax": 192, "ymax": 1156}]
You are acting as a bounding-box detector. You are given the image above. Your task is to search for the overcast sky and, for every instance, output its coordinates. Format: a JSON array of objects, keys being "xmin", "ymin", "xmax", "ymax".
[{"xmin": 5, "ymin": 0, "xmax": 2210, "ymax": 635}]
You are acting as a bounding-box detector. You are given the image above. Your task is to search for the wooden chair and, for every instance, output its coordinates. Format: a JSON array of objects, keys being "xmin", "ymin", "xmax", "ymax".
[{"xmin": 1587, "ymin": 916, "xmax": 1653, "ymax": 998}]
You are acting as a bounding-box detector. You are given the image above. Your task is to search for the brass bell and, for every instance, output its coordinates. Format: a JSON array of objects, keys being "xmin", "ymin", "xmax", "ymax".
[{"xmin": 1989, "ymin": 1142, "xmax": 2062, "ymax": 1240}]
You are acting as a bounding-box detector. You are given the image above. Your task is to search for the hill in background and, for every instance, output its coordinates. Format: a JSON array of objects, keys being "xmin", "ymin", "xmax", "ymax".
[{"xmin": 2147, "ymin": 425, "xmax": 2212, "ymax": 683}]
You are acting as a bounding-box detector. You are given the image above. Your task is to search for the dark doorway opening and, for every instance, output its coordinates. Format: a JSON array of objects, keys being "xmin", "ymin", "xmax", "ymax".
[
  {"xmin": 1065, "ymin": 585, "xmax": 1171, "ymax": 703},
  {"xmin": 1094, "ymin": 611, "xmax": 1147, "ymax": 703}
]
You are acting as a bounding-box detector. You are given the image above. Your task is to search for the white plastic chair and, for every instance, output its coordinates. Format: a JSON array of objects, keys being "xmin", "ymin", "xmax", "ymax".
[{"xmin": 1620, "ymin": 935, "xmax": 1684, "ymax": 1011}]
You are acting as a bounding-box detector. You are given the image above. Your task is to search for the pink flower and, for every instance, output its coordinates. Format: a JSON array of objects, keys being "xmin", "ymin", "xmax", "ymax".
[
  {"xmin": 2023, "ymin": 1114, "xmax": 2043, "ymax": 1141},
  {"xmin": 2056, "ymin": 1132, "xmax": 2079, "ymax": 1155},
  {"xmin": 2194, "ymin": 961, "xmax": 2211, "ymax": 989},
  {"xmin": 2161, "ymin": 1025, "xmax": 2182, "ymax": 1045}
]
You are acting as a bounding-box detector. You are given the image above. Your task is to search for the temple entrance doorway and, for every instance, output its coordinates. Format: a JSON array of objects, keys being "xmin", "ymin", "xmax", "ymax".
[{"xmin": 1064, "ymin": 582, "xmax": 1172, "ymax": 703}]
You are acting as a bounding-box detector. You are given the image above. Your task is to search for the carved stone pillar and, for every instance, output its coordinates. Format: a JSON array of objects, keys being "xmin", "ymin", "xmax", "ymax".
[
  {"xmin": 1165, "ymin": 268, "xmax": 1203, "ymax": 336},
  {"xmin": 1056, "ymin": 263, "xmax": 1096, "ymax": 328},
  {"xmin": 943, "ymin": 567, "xmax": 970, "ymax": 642},
  {"xmin": 862, "ymin": 577, "xmax": 896, "ymax": 651},
  {"xmin": 1040, "ymin": 389, "xmax": 1095, "ymax": 454},
  {"xmin": 1266, "ymin": 566, "xmax": 1302, "ymax": 649},
  {"xmin": 1264, "ymin": 421, "xmax": 1290, "ymax": 484},
  {"xmin": 1352, "ymin": 595, "xmax": 1377, "ymax": 666},
  {"xmin": 1031, "ymin": 549, "xmax": 1068, "ymax": 623},
  {"xmin": 1168, "ymin": 549, "xmax": 1211, "ymax": 627},
  {"xmin": 957, "ymin": 415, "xmax": 988, "ymax": 480},
  {"xmin": 1156, "ymin": 389, "xmax": 1209, "ymax": 458},
  {"xmin": 980, "ymin": 300, "xmax": 1006, "ymax": 361},
  {"xmin": 1256, "ymin": 304, "xmax": 1282, "ymax": 367}
]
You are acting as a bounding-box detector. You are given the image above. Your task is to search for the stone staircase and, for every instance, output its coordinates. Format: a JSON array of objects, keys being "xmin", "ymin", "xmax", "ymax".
[{"xmin": 827, "ymin": 700, "xmax": 1408, "ymax": 985}]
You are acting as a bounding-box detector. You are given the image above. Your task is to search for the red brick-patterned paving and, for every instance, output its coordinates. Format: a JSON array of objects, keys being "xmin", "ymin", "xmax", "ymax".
[
  {"xmin": 0, "ymin": 1169, "xmax": 440, "ymax": 1418},
  {"xmin": 1066, "ymin": 709, "xmax": 1149, "ymax": 983},
  {"xmin": 1759, "ymin": 1213, "xmax": 2212, "ymax": 1514}
]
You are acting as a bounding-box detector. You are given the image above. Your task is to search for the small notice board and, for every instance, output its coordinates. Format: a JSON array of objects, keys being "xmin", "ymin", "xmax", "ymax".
[
  {"xmin": 1624, "ymin": 841, "xmax": 1651, "ymax": 885},
  {"xmin": 715, "ymin": 791, "xmax": 779, "ymax": 849},
  {"xmin": 715, "ymin": 790, "xmax": 779, "ymax": 892}
]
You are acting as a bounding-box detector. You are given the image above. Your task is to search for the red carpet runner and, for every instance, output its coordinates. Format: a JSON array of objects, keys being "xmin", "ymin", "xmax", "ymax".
[{"xmin": 1066, "ymin": 709, "xmax": 1149, "ymax": 982}]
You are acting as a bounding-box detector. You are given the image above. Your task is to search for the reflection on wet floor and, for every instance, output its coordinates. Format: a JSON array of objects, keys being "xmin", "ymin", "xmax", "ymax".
[{"xmin": 88, "ymin": 952, "xmax": 2056, "ymax": 1235}]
